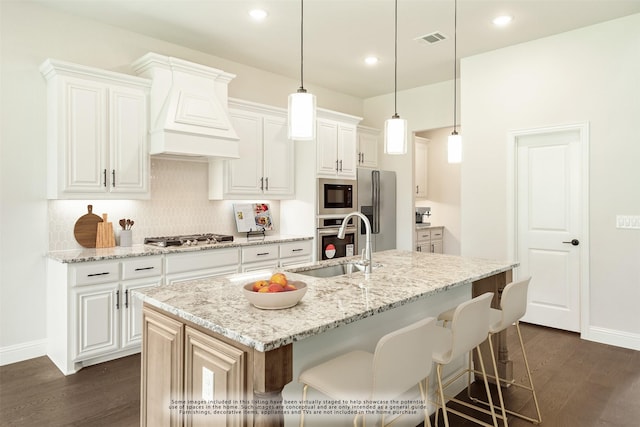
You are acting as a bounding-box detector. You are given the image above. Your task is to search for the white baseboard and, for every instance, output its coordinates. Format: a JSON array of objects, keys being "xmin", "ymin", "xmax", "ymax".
[
  {"xmin": 582, "ymin": 326, "xmax": 640, "ymax": 351},
  {"xmin": 0, "ymin": 339, "xmax": 47, "ymax": 366}
]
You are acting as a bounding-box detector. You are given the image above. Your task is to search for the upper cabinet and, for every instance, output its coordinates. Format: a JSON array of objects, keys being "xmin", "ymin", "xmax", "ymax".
[
  {"xmin": 414, "ymin": 136, "xmax": 429, "ymax": 199},
  {"xmin": 41, "ymin": 59, "xmax": 151, "ymax": 200},
  {"xmin": 357, "ymin": 126, "xmax": 379, "ymax": 169},
  {"xmin": 316, "ymin": 111, "xmax": 361, "ymax": 179},
  {"xmin": 209, "ymin": 99, "xmax": 294, "ymax": 200}
]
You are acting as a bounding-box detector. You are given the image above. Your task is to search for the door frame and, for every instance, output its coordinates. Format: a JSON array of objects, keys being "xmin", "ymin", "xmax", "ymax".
[{"xmin": 506, "ymin": 122, "xmax": 590, "ymax": 336}]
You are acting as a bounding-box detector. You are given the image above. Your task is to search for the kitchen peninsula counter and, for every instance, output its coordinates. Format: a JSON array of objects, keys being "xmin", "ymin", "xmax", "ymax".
[{"xmin": 135, "ymin": 250, "xmax": 517, "ymax": 427}]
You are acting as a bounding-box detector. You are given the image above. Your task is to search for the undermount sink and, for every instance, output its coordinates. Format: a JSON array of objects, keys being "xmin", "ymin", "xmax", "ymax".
[{"xmin": 295, "ymin": 262, "xmax": 383, "ymax": 278}]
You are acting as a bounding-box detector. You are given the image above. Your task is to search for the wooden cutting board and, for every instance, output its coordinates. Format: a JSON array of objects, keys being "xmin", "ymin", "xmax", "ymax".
[
  {"xmin": 73, "ymin": 205, "xmax": 103, "ymax": 248},
  {"xmin": 96, "ymin": 213, "xmax": 116, "ymax": 248}
]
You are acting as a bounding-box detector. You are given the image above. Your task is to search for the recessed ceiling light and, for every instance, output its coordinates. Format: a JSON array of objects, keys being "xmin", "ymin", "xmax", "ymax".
[
  {"xmin": 493, "ymin": 15, "xmax": 513, "ymax": 27},
  {"xmin": 364, "ymin": 56, "xmax": 379, "ymax": 65},
  {"xmin": 249, "ymin": 9, "xmax": 268, "ymax": 21}
]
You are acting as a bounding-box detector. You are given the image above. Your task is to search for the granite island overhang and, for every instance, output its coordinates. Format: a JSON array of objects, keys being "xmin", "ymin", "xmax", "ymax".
[{"xmin": 134, "ymin": 249, "xmax": 518, "ymax": 427}]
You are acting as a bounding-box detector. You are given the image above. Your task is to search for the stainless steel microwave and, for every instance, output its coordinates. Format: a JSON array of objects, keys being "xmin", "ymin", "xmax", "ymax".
[{"xmin": 317, "ymin": 179, "xmax": 357, "ymax": 215}]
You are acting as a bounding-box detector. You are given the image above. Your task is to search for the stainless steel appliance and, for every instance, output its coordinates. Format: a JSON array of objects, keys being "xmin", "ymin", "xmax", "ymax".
[
  {"xmin": 357, "ymin": 168, "xmax": 397, "ymax": 252},
  {"xmin": 144, "ymin": 233, "xmax": 234, "ymax": 247},
  {"xmin": 316, "ymin": 216, "xmax": 357, "ymax": 260},
  {"xmin": 317, "ymin": 178, "xmax": 357, "ymax": 215}
]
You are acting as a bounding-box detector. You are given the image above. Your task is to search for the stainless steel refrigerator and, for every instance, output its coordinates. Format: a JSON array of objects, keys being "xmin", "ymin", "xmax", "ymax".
[{"xmin": 357, "ymin": 168, "xmax": 397, "ymax": 253}]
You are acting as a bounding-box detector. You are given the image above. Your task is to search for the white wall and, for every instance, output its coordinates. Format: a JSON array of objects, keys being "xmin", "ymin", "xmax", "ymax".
[
  {"xmin": 461, "ymin": 14, "xmax": 640, "ymax": 348},
  {"xmin": 0, "ymin": 1, "xmax": 362, "ymax": 364}
]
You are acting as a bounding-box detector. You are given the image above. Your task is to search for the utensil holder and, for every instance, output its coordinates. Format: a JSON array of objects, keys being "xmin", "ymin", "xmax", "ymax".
[{"xmin": 120, "ymin": 230, "xmax": 132, "ymax": 247}]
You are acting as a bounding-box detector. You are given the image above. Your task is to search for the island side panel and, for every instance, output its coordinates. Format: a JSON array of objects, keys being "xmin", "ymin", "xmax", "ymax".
[
  {"xmin": 252, "ymin": 345, "xmax": 293, "ymax": 427},
  {"xmin": 472, "ymin": 269, "xmax": 513, "ymax": 383}
]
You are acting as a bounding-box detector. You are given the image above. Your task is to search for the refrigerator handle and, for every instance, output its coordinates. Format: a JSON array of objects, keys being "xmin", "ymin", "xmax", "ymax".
[{"xmin": 372, "ymin": 170, "xmax": 380, "ymax": 234}]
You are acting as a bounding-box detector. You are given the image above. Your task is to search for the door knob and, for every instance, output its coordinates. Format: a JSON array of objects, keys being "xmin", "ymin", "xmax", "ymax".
[{"xmin": 562, "ymin": 239, "xmax": 580, "ymax": 246}]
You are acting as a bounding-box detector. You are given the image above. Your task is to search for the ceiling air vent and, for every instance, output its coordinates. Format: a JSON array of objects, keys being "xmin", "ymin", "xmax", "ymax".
[{"xmin": 415, "ymin": 31, "xmax": 448, "ymax": 45}]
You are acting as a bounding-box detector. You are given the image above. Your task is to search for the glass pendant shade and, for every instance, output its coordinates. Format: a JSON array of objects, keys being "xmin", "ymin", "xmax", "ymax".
[
  {"xmin": 384, "ymin": 115, "xmax": 408, "ymax": 155},
  {"xmin": 448, "ymin": 131, "xmax": 462, "ymax": 163},
  {"xmin": 288, "ymin": 90, "xmax": 316, "ymax": 140}
]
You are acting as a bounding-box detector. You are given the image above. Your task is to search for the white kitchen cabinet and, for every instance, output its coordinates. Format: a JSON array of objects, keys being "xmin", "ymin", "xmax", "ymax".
[
  {"xmin": 209, "ymin": 100, "xmax": 294, "ymax": 199},
  {"xmin": 40, "ymin": 59, "xmax": 151, "ymax": 200},
  {"xmin": 165, "ymin": 249, "xmax": 240, "ymax": 284},
  {"xmin": 357, "ymin": 126, "xmax": 379, "ymax": 169},
  {"xmin": 279, "ymin": 240, "xmax": 313, "ymax": 267},
  {"xmin": 47, "ymin": 255, "xmax": 162, "ymax": 375},
  {"xmin": 316, "ymin": 118, "xmax": 358, "ymax": 179},
  {"xmin": 415, "ymin": 226, "xmax": 444, "ymax": 254},
  {"xmin": 240, "ymin": 244, "xmax": 279, "ymax": 272},
  {"xmin": 415, "ymin": 136, "xmax": 429, "ymax": 199}
]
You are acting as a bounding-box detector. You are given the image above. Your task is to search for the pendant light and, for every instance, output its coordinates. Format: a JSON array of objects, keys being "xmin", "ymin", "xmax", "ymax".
[
  {"xmin": 384, "ymin": 0, "xmax": 407, "ymax": 155},
  {"xmin": 288, "ymin": 0, "xmax": 316, "ymax": 141},
  {"xmin": 448, "ymin": 0, "xmax": 462, "ymax": 163}
]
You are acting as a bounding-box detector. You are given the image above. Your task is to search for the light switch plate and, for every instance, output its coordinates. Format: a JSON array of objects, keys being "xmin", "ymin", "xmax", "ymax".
[{"xmin": 616, "ymin": 215, "xmax": 640, "ymax": 229}]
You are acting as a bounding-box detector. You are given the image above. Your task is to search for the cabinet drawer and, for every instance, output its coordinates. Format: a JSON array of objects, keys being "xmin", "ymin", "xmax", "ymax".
[
  {"xmin": 416, "ymin": 230, "xmax": 431, "ymax": 242},
  {"xmin": 279, "ymin": 241, "xmax": 312, "ymax": 259},
  {"xmin": 242, "ymin": 244, "xmax": 278, "ymax": 263},
  {"xmin": 166, "ymin": 249, "xmax": 239, "ymax": 275},
  {"xmin": 73, "ymin": 261, "xmax": 120, "ymax": 286},
  {"xmin": 122, "ymin": 256, "xmax": 162, "ymax": 280},
  {"xmin": 431, "ymin": 228, "xmax": 443, "ymax": 239}
]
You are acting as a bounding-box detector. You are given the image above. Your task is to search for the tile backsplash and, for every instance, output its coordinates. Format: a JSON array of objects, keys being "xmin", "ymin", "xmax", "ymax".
[{"xmin": 48, "ymin": 158, "xmax": 280, "ymax": 251}]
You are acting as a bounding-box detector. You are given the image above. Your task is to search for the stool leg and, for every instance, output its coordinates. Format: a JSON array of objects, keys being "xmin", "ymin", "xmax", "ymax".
[
  {"xmin": 300, "ymin": 384, "xmax": 308, "ymax": 427},
  {"xmin": 488, "ymin": 333, "xmax": 509, "ymax": 427},
  {"xmin": 419, "ymin": 377, "xmax": 433, "ymax": 427},
  {"xmin": 516, "ymin": 322, "xmax": 542, "ymax": 424},
  {"xmin": 475, "ymin": 345, "xmax": 499, "ymax": 427},
  {"xmin": 435, "ymin": 363, "xmax": 450, "ymax": 427}
]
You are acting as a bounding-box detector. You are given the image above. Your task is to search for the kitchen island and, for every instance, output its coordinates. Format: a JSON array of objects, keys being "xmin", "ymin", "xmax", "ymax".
[{"xmin": 135, "ymin": 250, "xmax": 516, "ymax": 427}]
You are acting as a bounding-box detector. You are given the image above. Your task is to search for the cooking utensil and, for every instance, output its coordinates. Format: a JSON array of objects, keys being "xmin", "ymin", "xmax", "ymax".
[
  {"xmin": 96, "ymin": 213, "xmax": 116, "ymax": 248},
  {"xmin": 129, "ymin": 220, "xmax": 134, "ymax": 229},
  {"xmin": 119, "ymin": 219, "xmax": 126, "ymax": 230},
  {"xmin": 73, "ymin": 205, "xmax": 103, "ymax": 248}
]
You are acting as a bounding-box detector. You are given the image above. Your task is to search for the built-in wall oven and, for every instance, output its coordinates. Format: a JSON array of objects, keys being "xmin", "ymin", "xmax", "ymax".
[
  {"xmin": 316, "ymin": 216, "xmax": 357, "ymax": 261},
  {"xmin": 317, "ymin": 178, "xmax": 357, "ymax": 215}
]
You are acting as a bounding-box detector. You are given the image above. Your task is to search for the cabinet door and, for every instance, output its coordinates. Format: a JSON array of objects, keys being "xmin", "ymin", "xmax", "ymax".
[
  {"xmin": 337, "ymin": 124, "xmax": 357, "ymax": 178},
  {"xmin": 121, "ymin": 278, "xmax": 161, "ymax": 349},
  {"xmin": 415, "ymin": 137, "xmax": 429, "ymax": 199},
  {"xmin": 358, "ymin": 130, "xmax": 379, "ymax": 169},
  {"xmin": 142, "ymin": 307, "xmax": 184, "ymax": 427},
  {"xmin": 73, "ymin": 282, "xmax": 119, "ymax": 360},
  {"xmin": 316, "ymin": 119, "xmax": 339, "ymax": 176},
  {"xmin": 263, "ymin": 115, "xmax": 294, "ymax": 196},
  {"xmin": 109, "ymin": 85, "xmax": 149, "ymax": 194},
  {"xmin": 184, "ymin": 327, "xmax": 246, "ymax": 427},
  {"xmin": 63, "ymin": 78, "xmax": 109, "ymax": 194},
  {"xmin": 226, "ymin": 110, "xmax": 263, "ymax": 195},
  {"xmin": 431, "ymin": 240, "xmax": 443, "ymax": 254}
]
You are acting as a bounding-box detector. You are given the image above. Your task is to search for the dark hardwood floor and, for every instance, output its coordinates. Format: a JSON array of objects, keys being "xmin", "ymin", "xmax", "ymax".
[{"xmin": 1, "ymin": 324, "xmax": 639, "ymax": 426}]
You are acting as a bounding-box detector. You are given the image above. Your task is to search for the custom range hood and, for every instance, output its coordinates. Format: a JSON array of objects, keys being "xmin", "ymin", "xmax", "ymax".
[{"xmin": 132, "ymin": 53, "xmax": 239, "ymax": 158}]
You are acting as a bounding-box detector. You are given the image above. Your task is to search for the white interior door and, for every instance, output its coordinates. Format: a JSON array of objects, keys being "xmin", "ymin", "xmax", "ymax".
[{"xmin": 515, "ymin": 127, "xmax": 584, "ymax": 332}]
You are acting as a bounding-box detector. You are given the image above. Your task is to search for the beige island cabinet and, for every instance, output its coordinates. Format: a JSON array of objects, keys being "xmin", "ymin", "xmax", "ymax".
[{"xmin": 134, "ymin": 249, "xmax": 517, "ymax": 427}]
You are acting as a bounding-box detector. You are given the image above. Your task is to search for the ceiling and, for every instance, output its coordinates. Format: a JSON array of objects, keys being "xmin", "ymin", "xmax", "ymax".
[{"xmin": 34, "ymin": 0, "xmax": 640, "ymax": 98}]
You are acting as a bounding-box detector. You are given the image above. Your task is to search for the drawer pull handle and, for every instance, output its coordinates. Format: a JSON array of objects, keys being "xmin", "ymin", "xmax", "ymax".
[
  {"xmin": 134, "ymin": 266, "xmax": 155, "ymax": 271},
  {"xmin": 257, "ymin": 252, "xmax": 270, "ymax": 256},
  {"xmin": 292, "ymin": 248, "xmax": 303, "ymax": 252},
  {"xmin": 87, "ymin": 272, "xmax": 110, "ymax": 277}
]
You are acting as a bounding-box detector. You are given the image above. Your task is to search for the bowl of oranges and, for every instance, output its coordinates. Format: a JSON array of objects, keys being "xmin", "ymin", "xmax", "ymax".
[{"xmin": 242, "ymin": 272, "xmax": 307, "ymax": 309}]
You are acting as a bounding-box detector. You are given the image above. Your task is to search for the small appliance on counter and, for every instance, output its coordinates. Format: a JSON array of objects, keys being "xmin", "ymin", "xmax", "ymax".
[{"xmin": 416, "ymin": 207, "xmax": 431, "ymax": 225}]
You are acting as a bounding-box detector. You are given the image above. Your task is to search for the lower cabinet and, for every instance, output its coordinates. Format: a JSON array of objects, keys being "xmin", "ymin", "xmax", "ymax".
[
  {"xmin": 415, "ymin": 227, "xmax": 444, "ymax": 254},
  {"xmin": 47, "ymin": 256, "xmax": 162, "ymax": 375},
  {"xmin": 142, "ymin": 305, "xmax": 250, "ymax": 427},
  {"xmin": 165, "ymin": 249, "xmax": 240, "ymax": 284}
]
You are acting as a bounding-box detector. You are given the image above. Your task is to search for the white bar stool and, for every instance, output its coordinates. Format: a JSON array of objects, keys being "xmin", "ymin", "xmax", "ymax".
[
  {"xmin": 298, "ymin": 317, "xmax": 437, "ymax": 427},
  {"xmin": 431, "ymin": 292, "xmax": 499, "ymax": 427}
]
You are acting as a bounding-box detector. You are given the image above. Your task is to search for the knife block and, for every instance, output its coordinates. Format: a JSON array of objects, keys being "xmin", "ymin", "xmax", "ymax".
[{"xmin": 96, "ymin": 214, "xmax": 116, "ymax": 248}]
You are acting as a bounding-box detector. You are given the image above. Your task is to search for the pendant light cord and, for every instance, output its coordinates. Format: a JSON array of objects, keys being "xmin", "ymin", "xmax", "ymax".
[
  {"xmin": 453, "ymin": 0, "xmax": 458, "ymax": 131},
  {"xmin": 299, "ymin": 0, "xmax": 305, "ymax": 91},
  {"xmin": 393, "ymin": 0, "xmax": 398, "ymax": 117}
]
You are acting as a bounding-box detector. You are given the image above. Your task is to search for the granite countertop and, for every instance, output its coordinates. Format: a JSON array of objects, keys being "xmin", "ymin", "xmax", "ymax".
[
  {"xmin": 134, "ymin": 249, "xmax": 517, "ymax": 352},
  {"xmin": 47, "ymin": 234, "xmax": 313, "ymax": 263}
]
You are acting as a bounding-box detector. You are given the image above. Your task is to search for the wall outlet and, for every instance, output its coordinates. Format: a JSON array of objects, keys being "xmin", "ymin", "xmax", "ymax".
[{"xmin": 616, "ymin": 215, "xmax": 640, "ymax": 229}]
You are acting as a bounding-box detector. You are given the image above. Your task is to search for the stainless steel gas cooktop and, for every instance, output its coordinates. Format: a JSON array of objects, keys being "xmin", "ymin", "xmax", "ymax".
[{"xmin": 144, "ymin": 233, "xmax": 234, "ymax": 247}]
